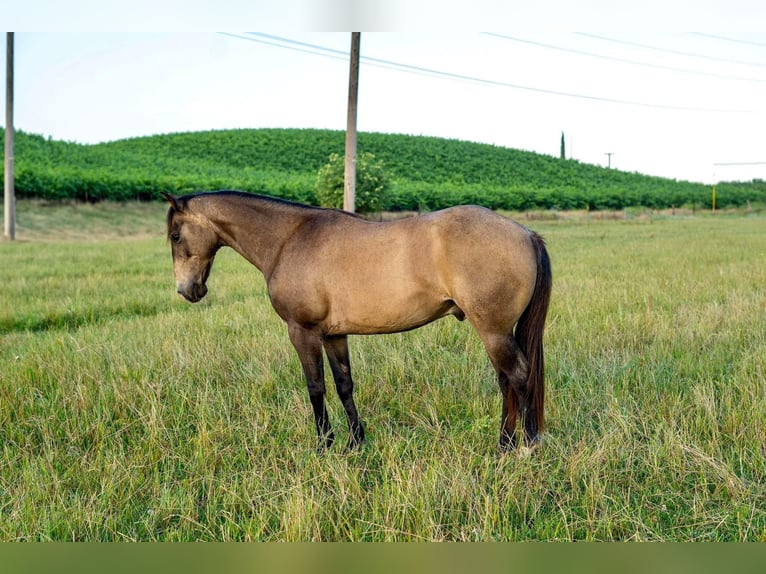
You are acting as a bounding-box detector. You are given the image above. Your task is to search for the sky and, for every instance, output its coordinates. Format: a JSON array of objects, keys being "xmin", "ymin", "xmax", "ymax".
[{"xmin": 2, "ymin": 1, "xmax": 766, "ymax": 184}]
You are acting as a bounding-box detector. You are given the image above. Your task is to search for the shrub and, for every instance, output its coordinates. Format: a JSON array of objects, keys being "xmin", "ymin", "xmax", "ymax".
[{"xmin": 315, "ymin": 152, "xmax": 391, "ymax": 214}]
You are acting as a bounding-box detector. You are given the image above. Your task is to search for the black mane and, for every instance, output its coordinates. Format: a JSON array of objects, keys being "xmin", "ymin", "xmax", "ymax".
[{"xmin": 183, "ymin": 190, "xmax": 364, "ymax": 219}]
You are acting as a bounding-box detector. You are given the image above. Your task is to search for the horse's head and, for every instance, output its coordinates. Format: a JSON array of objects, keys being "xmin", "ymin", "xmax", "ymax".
[{"xmin": 162, "ymin": 193, "xmax": 221, "ymax": 303}]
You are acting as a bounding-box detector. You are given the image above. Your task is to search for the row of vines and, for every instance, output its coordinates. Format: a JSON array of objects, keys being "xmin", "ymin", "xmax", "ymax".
[{"xmin": 2, "ymin": 128, "xmax": 764, "ymax": 210}]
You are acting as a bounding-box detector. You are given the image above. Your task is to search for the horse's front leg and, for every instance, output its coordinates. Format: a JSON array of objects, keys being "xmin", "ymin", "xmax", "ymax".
[
  {"xmin": 288, "ymin": 322, "xmax": 334, "ymax": 450},
  {"xmin": 323, "ymin": 335, "xmax": 365, "ymax": 450}
]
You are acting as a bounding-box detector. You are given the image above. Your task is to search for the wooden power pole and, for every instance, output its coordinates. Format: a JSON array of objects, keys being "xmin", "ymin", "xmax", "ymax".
[
  {"xmin": 4, "ymin": 32, "xmax": 14, "ymax": 241},
  {"xmin": 343, "ymin": 32, "xmax": 361, "ymax": 213}
]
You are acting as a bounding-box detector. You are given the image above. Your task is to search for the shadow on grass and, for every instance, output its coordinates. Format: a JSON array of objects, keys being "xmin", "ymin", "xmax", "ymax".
[{"xmin": 0, "ymin": 301, "xmax": 178, "ymax": 335}]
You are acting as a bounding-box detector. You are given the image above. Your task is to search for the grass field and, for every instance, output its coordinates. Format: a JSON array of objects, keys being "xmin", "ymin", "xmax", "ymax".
[{"xmin": 1, "ymin": 200, "xmax": 765, "ymax": 541}]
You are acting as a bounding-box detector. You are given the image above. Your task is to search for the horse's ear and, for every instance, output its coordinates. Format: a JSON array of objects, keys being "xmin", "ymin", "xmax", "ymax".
[{"xmin": 160, "ymin": 192, "xmax": 181, "ymax": 211}]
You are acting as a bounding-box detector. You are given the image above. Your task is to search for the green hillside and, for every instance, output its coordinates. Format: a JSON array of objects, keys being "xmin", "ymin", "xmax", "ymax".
[{"xmin": 2, "ymin": 127, "xmax": 764, "ymax": 210}]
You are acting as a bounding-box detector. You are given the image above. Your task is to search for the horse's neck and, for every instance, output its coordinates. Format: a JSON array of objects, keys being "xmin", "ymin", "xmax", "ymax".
[{"xmin": 204, "ymin": 195, "xmax": 307, "ymax": 278}]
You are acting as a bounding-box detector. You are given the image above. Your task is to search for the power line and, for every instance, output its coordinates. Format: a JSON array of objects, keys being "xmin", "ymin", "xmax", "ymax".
[
  {"xmin": 223, "ymin": 32, "xmax": 756, "ymax": 114},
  {"xmin": 220, "ymin": 32, "xmax": 348, "ymax": 62},
  {"xmin": 692, "ymin": 33, "xmax": 766, "ymax": 49},
  {"xmin": 224, "ymin": 32, "xmax": 461, "ymax": 80},
  {"xmin": 486, "ymin": 32, "xmax": 766, "ymax": 83},
  {"xmin": 576, "ymin": 33, "xmax": 766, "ymax": 68}
]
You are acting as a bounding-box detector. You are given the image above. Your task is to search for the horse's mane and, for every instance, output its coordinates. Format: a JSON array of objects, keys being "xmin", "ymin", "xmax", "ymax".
[
  {"xmin": 165, "ymin": 190, "xmax": 366, "ymax": 240},
  {"xmin": 189, "ymin": 190, "xmax": 364, "ymax": 218}
]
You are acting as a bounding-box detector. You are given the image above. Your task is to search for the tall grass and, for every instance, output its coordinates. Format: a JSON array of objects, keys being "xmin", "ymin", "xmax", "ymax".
[{"xmin": 1, "ymin": 202, "xmax": 764, "ymax": 540}]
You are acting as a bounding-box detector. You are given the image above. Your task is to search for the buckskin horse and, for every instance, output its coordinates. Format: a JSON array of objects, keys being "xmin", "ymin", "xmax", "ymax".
[{"xmin": 162, "ymin": 191, "xmax": 551, "ymax": 452}]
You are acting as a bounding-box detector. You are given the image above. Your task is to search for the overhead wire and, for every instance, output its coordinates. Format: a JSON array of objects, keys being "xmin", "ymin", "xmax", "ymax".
[
  {"xmin": 485, "ymin": 32, "xmax": 766, "ymax": 83},
  {"xmin": 575, "ymin": 33, "xmax": 766, "ymax": 68},
  {"xmin": 221, "ymin": 32, "xmax": 756, "ymax": 114},
  {"xmin": 690, "ymin": 33, "xmax": 766, "ymax": 49},
  {"xmin": 219, "ymin": 32, "xmax": 348, "ymax": 62}
]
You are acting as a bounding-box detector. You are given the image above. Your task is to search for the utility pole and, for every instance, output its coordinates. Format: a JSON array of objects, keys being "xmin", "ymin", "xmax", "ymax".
[
  {"xmin": 4, "ymin": 32, "xmax": 15, "ymax": 241},
  {"xmin": 604, "ymin": 152, "xmax": 614, "ymax": 169},
  {"xmin": 343, "ymin": 32, "xmax": 361, "ymax": 213}
]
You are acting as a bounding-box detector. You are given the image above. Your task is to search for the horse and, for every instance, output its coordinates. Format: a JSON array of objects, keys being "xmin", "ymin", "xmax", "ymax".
[{"xmin": 161, "ymin": 191, "xmax": 552, "ymax": 452}]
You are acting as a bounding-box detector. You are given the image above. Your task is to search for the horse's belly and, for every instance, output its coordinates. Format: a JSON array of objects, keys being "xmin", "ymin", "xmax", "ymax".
[{"xmin": 324, "ymin": 292, "xmax": 457, "ymax": 336}]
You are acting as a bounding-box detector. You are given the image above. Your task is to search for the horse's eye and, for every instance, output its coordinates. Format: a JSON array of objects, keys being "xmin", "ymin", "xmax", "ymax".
[{"xmin": 170, "ymin": 232, "xmax": 181, "ymax": 244}]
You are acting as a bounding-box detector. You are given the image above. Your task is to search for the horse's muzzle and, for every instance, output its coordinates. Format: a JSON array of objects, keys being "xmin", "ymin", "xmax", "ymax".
[{"xmin": 177, "ymin": 282, "xmax": 208, "ymax": 303}]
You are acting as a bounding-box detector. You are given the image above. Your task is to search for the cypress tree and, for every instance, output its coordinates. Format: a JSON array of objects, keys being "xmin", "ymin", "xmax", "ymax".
[{"xmin": 560, "ymin": 131, "xmax": 566, "ymax": 160}]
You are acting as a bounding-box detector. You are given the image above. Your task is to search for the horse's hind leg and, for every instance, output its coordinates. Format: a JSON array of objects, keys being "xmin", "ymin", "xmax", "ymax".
[
  {"xmin": 497, "ymin": 369, "xmax": 518, "ymax": 451},
  {"xmin": 288, "ymin": 323, "xmax": 334, "ymax": 450},
  {"xmin": 323, "ymin": 335, "xmax": 365, "ymax": 449},
  {"xmin": 480, "ymin": 332, "xmax": 529, "ymax": 452}
]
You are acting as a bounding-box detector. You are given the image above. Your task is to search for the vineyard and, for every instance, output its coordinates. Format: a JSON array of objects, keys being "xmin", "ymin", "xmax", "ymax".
[{"xmin": 2, "ymin": 127, "xmax": 764, "ymax": 210}]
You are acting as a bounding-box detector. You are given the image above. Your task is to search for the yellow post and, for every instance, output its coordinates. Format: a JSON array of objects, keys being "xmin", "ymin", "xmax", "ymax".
[{"xmin": 712, "ymin": 185, "xmax": 716, "ymax": 213}]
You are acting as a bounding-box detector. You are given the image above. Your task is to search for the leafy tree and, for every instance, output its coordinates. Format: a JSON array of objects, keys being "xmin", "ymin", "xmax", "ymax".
[{"xmin": 315, "ymin": 152, "xmax": 391, "ymax": 213}]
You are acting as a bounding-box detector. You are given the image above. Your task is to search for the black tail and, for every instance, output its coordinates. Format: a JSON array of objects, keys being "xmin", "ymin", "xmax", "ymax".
[{"xmin": 515, "ymin": 231, "xmax": 552, "ymax": 432}]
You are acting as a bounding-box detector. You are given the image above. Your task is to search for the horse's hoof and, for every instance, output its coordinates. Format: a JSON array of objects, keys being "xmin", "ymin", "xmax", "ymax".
[
  {"xmin": 518, "ymin": 434, "xmax": 545, "ymax": 457},
  {"xmin": 345, "ymin": 423, "xmax": 365, "ymax": 452},
  {"xmin": 516, "ymin": 444, "xmax": 537, "ymax": 458},
  {"xmin": 498, "ymin": 433, "xmax": 518, "ymax": 454},
  {"xmin": 316, "ymin": 432, "xmax": 335, "ymax": 453},
  {"xmin": 346, "ymin": 439, "xmax": 365, "ymax": 453}
]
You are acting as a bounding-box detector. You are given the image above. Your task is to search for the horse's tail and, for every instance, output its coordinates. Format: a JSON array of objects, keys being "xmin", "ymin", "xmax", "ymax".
[{"xmin": 515, "ymin": 231, "xmax": 552, "ymax": 432}]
